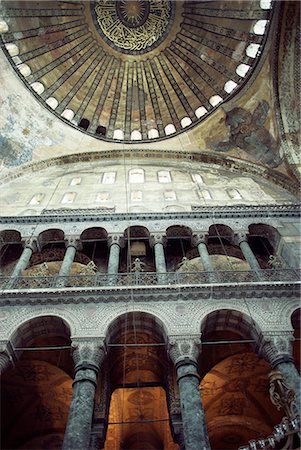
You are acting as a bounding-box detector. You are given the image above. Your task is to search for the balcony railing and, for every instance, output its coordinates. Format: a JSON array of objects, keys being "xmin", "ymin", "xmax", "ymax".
[{"xmin": 0, "ymin": 269, "xmax": 300, "ymax": 290}]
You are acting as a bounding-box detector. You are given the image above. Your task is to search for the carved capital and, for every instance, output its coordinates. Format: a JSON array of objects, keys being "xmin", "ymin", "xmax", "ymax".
[
  {"xmin": 234, "ymin": 231, "xmax": 249, "ymax": 245},
  {"xmin": 150, "ymin": 234, "xmax": 166, "ymax": 247},
  {"xmin": 191, "ymin": 233, "xmax": 207, "ymax": 247},
  {"xmin": 24, "ymin": 238, "xmax": 38, "ymax": 252},
  {"xmin": 107, "ymin": 234, "xmax": 124, "ymax": 248},
  {"xmin": 168, "ymin": 336, "xmax": 201, "ymax": 365},
  {"xmin": 258, "ymin": 331, "xmax": 295, "ymax": 367},
  {"xmin": 0, "ymin": 342, "xmax": 14, "ymax": 375},
  {"xmin": 65, "ymin": 236, "xmax": 81, "ymax": 250},
  {"xmin": 71, "ymin": 338, "xmax": 106, "ymax": 373},
  {"xmin": 269, "ymin": 370, "xmax": 296, "ymax": 418}
]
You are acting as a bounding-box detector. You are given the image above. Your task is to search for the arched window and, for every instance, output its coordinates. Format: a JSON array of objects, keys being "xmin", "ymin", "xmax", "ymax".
[
  {"xmin": 95, "ymin": 125, "xmax": 106, "ymax": 136},
  {"xmin": 5, "ymin": 43, "xmax": 19, "ymax": 56},
  {"xmin": 200, "ymin": 190, "xmax": 212, "ymax": 200},
  {"xmin": 148, "ymin": 128, "xmax": 159, "ymax": 139},
  {"xmin": 102, "ymin": 172, "xmax": 116, "ymax": 184},
  {"xmin": 192, "ymin": 174, "xmax": 204, "ymax": 184},
  {"xmin": 61, "ymin": 192, "xmax": 76, "ymax": 204},
  {"xmin": 130, "ymin": 130, "xmax": 142, "ymax": 140},
  {"xmin": 78, "ymin": 118, "xmax": 90, "ymax": 130},
  {"xmin": 164, "ymin": 124, "xmax": 176, "ymax": 136},
  {"xmin": 260, "ymin": 0, "xmax": 272, "ymax": 9},
  {"xmin": 181, "ymin": 117, "xmax": 192, "ymax": 128},
  {"xmin": 17, "ymin": 63, "xmax": 31, "ymax": 77},
  {"xmin": 224, "ymin": 80, "xmax": 238, "ymax": 94},
  {"xmin": 30, "ymin": 81, "xmax": 45, "ymax": 95},
  {"xmin": 164, "ymin": 190, "xmax": 176, "ymax": 201},
  {"xmin": 29, "ymin": 193, "xmax": 45, "ymax": 205},
  {"xmin": 158, "ymin": 171, "xmax": 171, "ymax": 183},
  {"xmin": 0, "ymin": 20, "xmax": 9, "ymax": 32},
  {"xmin": 195, "ymin": 106, "xmax": 207, "ymax": 118},
  {"xmin": 95, "ymin": 192, "xmax": 109, "ymax": 203},
  {"xmin": 46, "ymin": 97, "xmax": 58, "ymax": 110},
  {"xmin": 129, "ymin": 168, "xmax": 144, "ymax": 183},
  {"xmin": 113, "ymin": 129, "xmax": 124, "ymax": 140},
  {"xmin": 209, "ymin": 95, "xmax": 223, "ymax": 107},
  {"xmin": 253, "ymin": 20, "xmax": 268, "ymax": 35},
  {"xmin": 227, "ymin": 189, "xmax": 242, "ymax": 200},
  {"xmin": 236, "ymin": 64, "xmax": 250, "ymax": 78},
  {"xmin": 69, "ymin": 177, "xmax": 81, "ymax": 186},
  {"xmin": 61, "ymin": 109, "xmax": 75, "ymax": 121},
  {"xmin": 246, "ymin": 43, "xmax": 261, "ymax": 58}
]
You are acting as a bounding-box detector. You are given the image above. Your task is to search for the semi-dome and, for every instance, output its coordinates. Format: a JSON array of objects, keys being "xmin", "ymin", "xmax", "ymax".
[{"xmin": 0, "ymin": 0, "xmax": 272, "ymax": 142}]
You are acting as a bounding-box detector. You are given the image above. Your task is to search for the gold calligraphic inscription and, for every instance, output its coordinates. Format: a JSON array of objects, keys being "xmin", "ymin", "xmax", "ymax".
[{"xmin": 93, "ymin": 0, "xmax": 172, "ymax": 53}]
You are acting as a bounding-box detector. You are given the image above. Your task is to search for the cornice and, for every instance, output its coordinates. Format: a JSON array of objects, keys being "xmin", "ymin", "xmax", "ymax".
[
  {"xmin": 0, "ymin": 281, "xmax": 299, "ymax": 306},
  {"xmin": 0, "ymin": 203, "xmax": 299, "ymax": 225}
]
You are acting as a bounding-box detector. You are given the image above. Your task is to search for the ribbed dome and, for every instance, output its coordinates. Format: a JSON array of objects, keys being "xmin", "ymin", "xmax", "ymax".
[{"xmin": 0, "ymin": 0, "xmax": 273, "ymax": 142}]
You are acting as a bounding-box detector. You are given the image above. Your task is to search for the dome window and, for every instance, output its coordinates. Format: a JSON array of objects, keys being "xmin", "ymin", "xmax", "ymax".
[
  {"xmin": 30, "ymin": 81, "xmax": 45, "ymax": 95},
  {"xmin": 209, "ymin": 95, "xmax": 223, "ymax": 107},
  {"xmin": 165, "ymin": 124, "xmax": 176, "ymax": 136},
  {"xmin": 246, "ymin": 43, "xmax": 261, "ymax": 58},
  {"xmin": 131, "ymin": 130, "xmax": 142, "ymax": 140},
  {"xmin": 192, "ymin": 174, "xmax": 204, "ymax": 184},
  {"xmin": 200, "ymin": 190, "xmax": 212, "ymax": 200},
  {"xmin": 129, "ymin": 169, "xmax": 144, "ymax": 184},
  {"xmin": 46, "ymin": 97, "xmax": 59, "ymax": 110},
  {"xmin": 253, "ymin": 20, "xmax": 268, "ymax": 35},
  {"xmin": 5, "ymin": 43, "xmax": 19, "ymax": 56},
  {"xmin": 236, "ymin": 64, "xmax": 250, "ymax": 78},
  {"xmin": 0, "ymin": 20, "xmax": 8, "ymax": 32},
  {"xmin": 181, "ymin": 117, "xmax": 192, "ymax": 128},
  {"xmin": 260, "ymin": 0, "xmax": 272, "ymax": 9},
  {"xmin": 61, "ymin": 192, "xmax": 76, "ymax": 204},
  {"xmin": 17, "ymin": 63, "xmax": 31, "ymax": 77},
  {"xmin": 113, "ymin": 129, "xmax": 124, "ymax": 140},
  {"xmin": 224, "ymin": 80, "xmax": 238, "ymax": 94},
  {"xmin": 78, "ymin": 118, "xmax": 90, "ymax": 131},
  {"xmin": 61, "ymin": 109, "xmax": 75, "ymax": 121},
  {"xmin": 148, "ymin": 128, "xmax": 159, "ymax": 139},
  {"xmin": 227, "ymin": 189, "xmax": 242, "ymax": 200},
  {"xmin": 195, "ymin": 106, "xmax": 207, "ymax": 118},
  {"xmin": 95, "ymin": 125, "xmax": 106, "ymax": 136}
]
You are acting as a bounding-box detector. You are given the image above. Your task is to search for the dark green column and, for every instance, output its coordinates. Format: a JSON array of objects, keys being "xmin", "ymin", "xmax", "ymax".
[{"xmin": 62, "ymin": 339, "xmax": 106, "ymax": 450}]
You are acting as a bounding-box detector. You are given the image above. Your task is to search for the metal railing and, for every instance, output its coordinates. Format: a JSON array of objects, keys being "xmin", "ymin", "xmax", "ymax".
[{"xmin": 0, "ymin": 269, "xmax": 300, "ymax": 290}]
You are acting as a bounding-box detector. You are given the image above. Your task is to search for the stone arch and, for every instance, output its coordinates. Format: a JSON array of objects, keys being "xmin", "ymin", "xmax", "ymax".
[
  {"xmin": 80, "ymin": 227, "xmax": 109, "ymax": 272},
  {"xmin": 165, "ymin": 225, "xmax": 194, "ymax": 270},
  {"xmin": 248, "ymin": 223, "xmax": 281, "ymax": 267},
  {"xmin": 38, "ymin": 228, "xmax": 65, "ymax": 250},
  {"xmin": 121, "ymin": 226, "xmax": 153, "ymax": 272},
  {"xmin": 0, "ymin": 229, "xmax": 23, "ymax": 273},
  {"xmin": 207, "ymin": 224, "xmax": 242, "ymax": 262}
]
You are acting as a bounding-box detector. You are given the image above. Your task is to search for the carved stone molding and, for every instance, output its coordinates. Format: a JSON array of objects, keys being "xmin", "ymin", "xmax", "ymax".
[
  {"xmin": 65, "ymin": 236, "xmax": 82, "ymax": 250},
  {"xmin": 107, "ymin": 234, "xmax": 124, "ymax": 248},
  {"xmin": 150, "ymin": 234, "xmax": 167, "ymax": 247},
  {"xmin": 191, "ymin": 233, "xmax": 207, "ymax": 247},
  {"xmin": 258, "ymin": 331, "xmax": 295, "ymax": 367},
  {"xmin": 71, "ymin": 338, "xmax": 106, "ymax": 373},
  {"xmin": 168, "ymin": 335, "xmax": 201, "ymax": 365},
  {"xmin": 23, "ymin": 238, "xmax": 38, "ymax": 252}
]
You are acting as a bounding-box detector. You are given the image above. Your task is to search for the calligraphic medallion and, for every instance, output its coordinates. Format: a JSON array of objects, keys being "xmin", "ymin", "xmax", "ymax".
[{"xmin": 91, "ymin": 0, "xmax": 174, "ymax": 54}]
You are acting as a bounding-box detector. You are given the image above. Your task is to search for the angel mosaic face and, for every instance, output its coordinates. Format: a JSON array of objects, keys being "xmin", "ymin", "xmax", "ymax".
[{"xmin": 91, "ymin": 0, "xmax": 174, "ymax": 54}]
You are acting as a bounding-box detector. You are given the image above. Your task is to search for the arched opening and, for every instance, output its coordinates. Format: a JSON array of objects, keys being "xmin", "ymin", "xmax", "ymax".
[
  {"xmin": 120, "ymin": 226, "xmax": 154, "ymax": 273},
  {"xmin": 165, "ymin": 225, "xmax": 194, "ymax": 272},
  {"xmin": 1, "ymin": 316, "xmax": 73, "ymax": 449},
  {"xmin": 0, "ymin": 230, "xmax": 22, "ymax": 276},
  {"xmin": 200, "ymin": 310, "xmax": 282, "ymax": 449},
  {"xmin": 80, "ymin": 227, "xmax": 108, "ymax": 273},
  {"xmin": 103, "ymin": 312, "xmax": 177, "ymax": 449},
  {"xmin": 248, "ymin": 224, "xmax": 281, "ymax": 268},
  {"xmin": 95, "ymin": 125, "xmax": 106, "ymax": 136}
]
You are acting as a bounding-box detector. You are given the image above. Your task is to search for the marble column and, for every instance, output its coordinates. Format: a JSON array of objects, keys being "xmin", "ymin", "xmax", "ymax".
[
  {"xmin": 151, "ymin": 234, "xmax": 167, "ymax": 284},
  {"xmin": 169, "ymin": 337, "xmax": 211, "ymax": 450},
  {"xmin": 259, "ymin": 331, "xmax": 300, "ymax": 417},
  {"xmin": 63, "ymin": 339, "xmax": 106, "ymax": 450},
  {"xmin": 6, "ymin": 239, "xmax": 36, "ymax": 288},
  {"xmin": 236, "ymin": 232, "xmax": 262, "ymax": 278},
  {"xmin": 0, "ymin": 342, "xmax": 14, "ymax": 376},
  {"xmin": 107, "ymin": 235, "xmax": 122, "ymax": 285},
  {"xmin": 56, "ymin": 237, "xmax": 79, "ymax": 287},
  {"xmin": 192, "ymin": 233, "xmax": 215, "ymax": 283}
]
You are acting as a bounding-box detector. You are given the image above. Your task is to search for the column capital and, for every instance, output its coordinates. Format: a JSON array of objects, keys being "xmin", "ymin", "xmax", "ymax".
[
  {"xmin": 258, "ymin": 331, "xmax": 295, "ymax": 367},
  {"xmin": 71, "ymin": 338, "xmax": 106, "ymax": 373},
  {"xmin": 0, "ymin": 341, "xmax": 14, "ymax": 375},
  {"xmin": 168, "ymin": 336, "xmax": 201, "ymax": 366},
  {"xmin": 269, "ymin": 370, "xmax": 297, "ymax": 419},
  {"xmin": 234, "ymin": 231, "xmax": 249, "ymax": 245},
  {"xmin": 65, "ymin": 236, "xmax": 81, "ymax": 250},
  {"xmin": 191, "ymin": 233, "xmax": 208, "ymax": 247},
  {"xmin": 107, "ymin": 234, "xmax": 124, "ymax": 248},
  {"xmin": 150, "ymin": 234, "xmax": 166, "ymax": 247},
  {"xmin": 24, "ymin": 238, "xmax": 38, "ymax": 252}
]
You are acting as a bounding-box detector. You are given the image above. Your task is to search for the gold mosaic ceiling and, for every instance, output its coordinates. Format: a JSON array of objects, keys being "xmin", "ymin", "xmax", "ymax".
[{"xmin": 0, "ymin": 0, "xmax": 273, "ymax": 143}]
